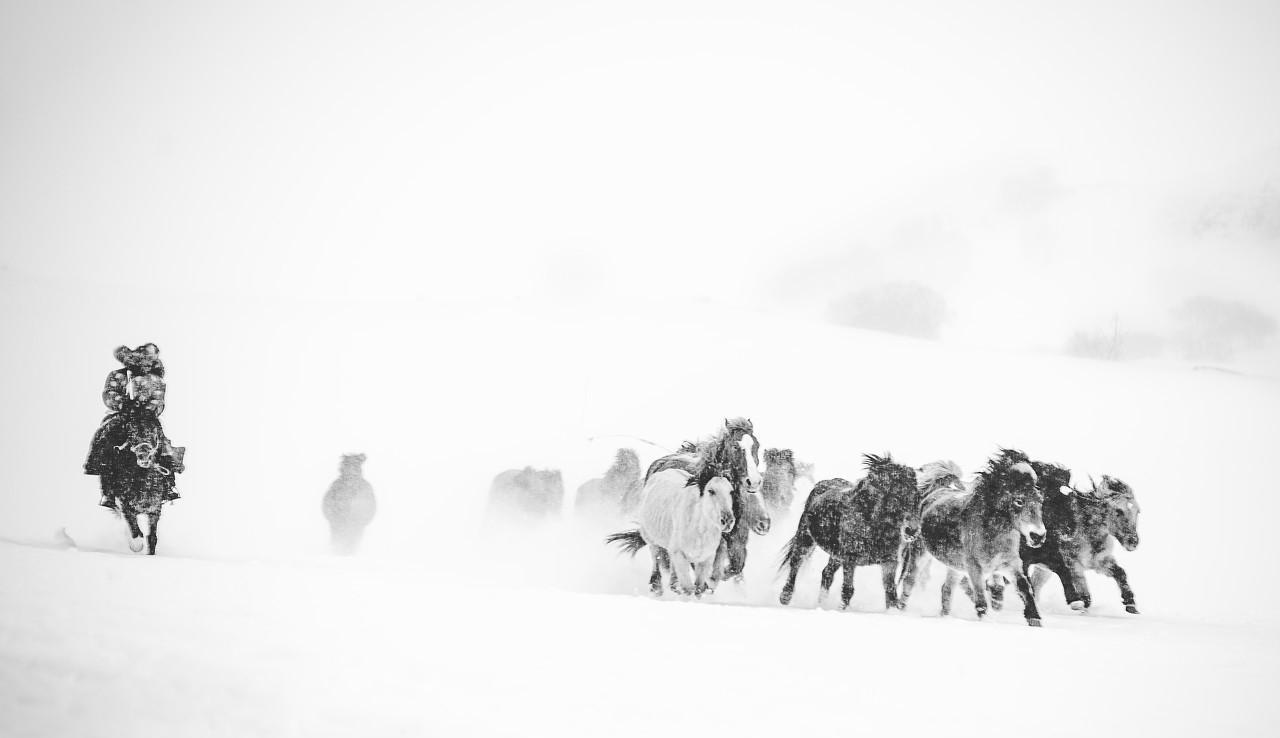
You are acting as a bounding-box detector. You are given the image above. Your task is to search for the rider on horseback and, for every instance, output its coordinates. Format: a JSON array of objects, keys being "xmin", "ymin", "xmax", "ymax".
[{"xmin": 84, "ymin": 344, "xmax": 185, "ymax": 507}]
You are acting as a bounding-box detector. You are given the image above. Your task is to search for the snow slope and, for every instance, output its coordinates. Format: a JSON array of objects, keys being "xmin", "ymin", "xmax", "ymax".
[{"xmin": 2, "ymin": 294, "xmax": 1279, "ymax": 737}]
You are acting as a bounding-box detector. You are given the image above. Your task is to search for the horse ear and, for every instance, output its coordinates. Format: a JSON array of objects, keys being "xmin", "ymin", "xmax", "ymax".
[{"xmin": 724, "ymin": 418, "xmax": 730, "ymax": 428}]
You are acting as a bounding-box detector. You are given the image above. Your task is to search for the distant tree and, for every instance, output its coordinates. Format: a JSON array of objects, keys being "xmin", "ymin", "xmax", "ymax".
[
  {"xmin": 828, "ymin": 282, "xmax": 946, "ymax": 340},
  {"xmin": 1171, "ymin": 296, "xmax": 1277, "ymax": 362},
  {"xmin": 1064, "ymin": 316, "xmax": 1166, "ymax": 361}
]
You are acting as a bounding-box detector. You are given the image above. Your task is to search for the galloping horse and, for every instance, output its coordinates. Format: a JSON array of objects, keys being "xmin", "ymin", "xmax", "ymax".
[
  {"xmin": 921, "ymin": 449, "xmax": 1047, "ymax": 626},
  {"xmin": 778, "ymin": 454, "xmax": 920, "ymax": 610},
  {"xmin": 607, "ymin": 417, "xmax": 763, "ymax": 594},
  {"xmin": 642, "ymin": 418, "xmax": 765, "ymax": 585},
  {"xmin": 100, "ymin": 404, "xmax": 183, "ymax": 555}
]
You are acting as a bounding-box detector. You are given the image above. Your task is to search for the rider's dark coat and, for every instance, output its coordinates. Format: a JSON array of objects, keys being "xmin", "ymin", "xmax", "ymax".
[{"xmin": 85, "ymin": 344, "xmax": 182, "ymax": 480}]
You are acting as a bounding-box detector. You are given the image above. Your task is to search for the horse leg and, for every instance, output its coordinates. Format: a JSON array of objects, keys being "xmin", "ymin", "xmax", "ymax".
[
  {"xmin": 881, "ymin": 561, "xmax": 901, "ymax": 610},
  {"xmin": 121, "ymin": 508, "xmax": 145, "ymax": 553},
  {"xmin": 1044, "ymin": 558, "xmax": 1087, "ymax": 611},
  {"xmin": 146, "ymin": 507, "xmax": 161, "ymax": 556},
  {"xmin": 897, "ymin": 542, "xmax": 923, "ymax": 608},
  {"xmin": 940, "ymin": 569, "xmax": 956, "ymax": 616},
  {"xmin": 1102, "ymin": 557, "xmax": 1138, "ymax": 614},
  {"xmin": 839, "ymin": 557, "xmax": 856, "ymax": 610},
  {"xmin": 648, "ymin": 546, "xmax": 668, "ymax": 596},
  {"xmin": 819, "ymin": 557, "xmax": 841, "ymax": 604},
  {"xmin": 988, "ymin": 574, "xmax": 1005, "ymax": 611},
  {"xmin": 669, "ymin": 551, "xmax": 693, "ymax": 595},
  {"xmin": 779, "ymin": 531, "xmax": 816, "ymax": 606},
  {"xmin": 965, "ymin": 561, "xmax": 989, "ymax": 618},
  {"xmin": 1013, "ymin": 567, "xmax": 1043, "ymax": 627}
]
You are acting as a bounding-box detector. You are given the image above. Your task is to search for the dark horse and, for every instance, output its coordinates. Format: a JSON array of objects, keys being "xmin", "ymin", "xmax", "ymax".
[
  {"xmin": 607, "ymin": 417, "xmax": 764, "ymax": 593},
  {"xmin": 778, "ymin": 454, "xmax": 920, "ymax": 610},
  {"xmin": 98, "ymin": 404, "xmax": 183, "ymax": 555},
  {"xmin": 1002, "ymin": 460, "xmax": 1081, "ymax": 611},
  {"xmin": 921, "ymin": 449, "xmax": 1047, "ymax": 626},
  {"xmin": 1029, "ymin": 474, "xmax": 1142, "ymax": 614}
]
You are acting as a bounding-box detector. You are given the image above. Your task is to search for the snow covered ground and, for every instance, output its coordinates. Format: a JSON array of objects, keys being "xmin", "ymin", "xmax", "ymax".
[{"xmin": 2, "ymin": 294, "xmax": 1280, "ymax": 737}]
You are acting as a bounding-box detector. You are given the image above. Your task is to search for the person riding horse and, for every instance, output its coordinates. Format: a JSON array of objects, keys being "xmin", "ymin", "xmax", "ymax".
[{"xmin": 84, "ymin": 344, "xmax": 185, "ymax": 507}]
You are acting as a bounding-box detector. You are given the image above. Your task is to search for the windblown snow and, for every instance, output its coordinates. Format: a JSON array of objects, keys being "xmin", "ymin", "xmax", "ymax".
[{"xmin": 1, "ymin": 296, "xmax": 1279, "ymax": 737}]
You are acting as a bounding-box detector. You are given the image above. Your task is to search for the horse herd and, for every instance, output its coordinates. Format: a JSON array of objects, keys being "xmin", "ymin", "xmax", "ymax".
[{"xmin": 509, "ymin": 417, "xmax": 1143, "ymax": 627}]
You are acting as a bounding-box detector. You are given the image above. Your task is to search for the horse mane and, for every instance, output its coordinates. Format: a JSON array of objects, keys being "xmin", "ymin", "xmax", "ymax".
[
  {"xmin": 862, "ymin": 452, "xmax": 895, "ymax": 475},
  {"xmin": 687, "ymin": 417, "xmax": 755, "ymax": 491},
  {"xmin": 917, "ymin": 460, "xmax": 963, "ymax": 492},
  {"xmin": 971, "ymin": 448, "xmax": 1033, "ymax": 503},
  {"xmin": 1083, "ymin": 474, "xmax": 1134, "ymax": 500}
]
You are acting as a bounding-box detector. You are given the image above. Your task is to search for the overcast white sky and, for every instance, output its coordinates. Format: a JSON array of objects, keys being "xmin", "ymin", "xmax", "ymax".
[{"xmin": 3, "ymin": 1, "xmax": 1278, "ymax": 349}]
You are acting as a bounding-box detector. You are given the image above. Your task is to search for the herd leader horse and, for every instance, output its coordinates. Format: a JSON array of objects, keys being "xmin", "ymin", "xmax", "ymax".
[{"xmin": 606, "ymin": 417, "xmax": 764, "ymax": 594}]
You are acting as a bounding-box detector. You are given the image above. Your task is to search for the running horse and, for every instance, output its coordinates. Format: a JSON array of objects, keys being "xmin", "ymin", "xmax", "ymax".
[{"xmin": 99, "ymin": 403, "xmax": 184, "ymax": 554}]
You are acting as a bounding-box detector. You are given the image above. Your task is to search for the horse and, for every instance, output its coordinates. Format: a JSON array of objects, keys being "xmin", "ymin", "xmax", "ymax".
[
  {"xmin": 761, "ymin": 448, "xmax": 798, "ymax": 514},
  {"xmin": 1004, "ymin": 460, "xmax": 1083, "ymax": 611},
  {"xmin": 921, "ymin": 449, "xmax": 1047, "ymax": 626},
  {"xmin": 896, "ymin": 459, "xmax": 966, "ymax": 608},
  {"xmin": 575, "ymin": 448, "xmax": 642, "ymax": 520},
  {"xmin": 642, "ymin": 418, "xmax": 766, "ymax": 585},
  {"xmin": 489, "ymin": 467, "xmax": 565, "ymax": 518},
  {"xmin": 1032, "ymin": 474, "xmax": 1141, "ymax": 614},
  {"xmin": 322, "ymin": 453, "xmax": 377, "ymax": 555},
  {"xmin": 607, "ymin": 418, "xmax": 762, "ymax": 594},
  {"xmin": 99, "ymin": 404, "xmax": 182, "ymax": 555},
  {"xmin": 778, "ymin": 454, "xmax": 920, "ymax": 610}
]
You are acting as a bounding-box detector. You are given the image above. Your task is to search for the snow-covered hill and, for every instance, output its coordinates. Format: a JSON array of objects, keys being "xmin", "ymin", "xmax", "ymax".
[{"xmin": 2, "ymin": 295, "xmax": 1279, "ymax": 737}]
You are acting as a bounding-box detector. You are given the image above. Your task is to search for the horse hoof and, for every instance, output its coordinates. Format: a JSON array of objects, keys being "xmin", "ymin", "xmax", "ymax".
[
  {"xmin": 1069, "ymin": 600, "xmax": 1086, "ymax": 611},
  {"xmin": 1125, "ymin": 605, "xmax": 1140, "ymax": 615},
  {"xmin": 128, "ymin": 537, "xmax": 144, "ymax": 553},
  {"xmin": 1027, "ymin": 618, "xmax": 1043, "ymax": 627}
]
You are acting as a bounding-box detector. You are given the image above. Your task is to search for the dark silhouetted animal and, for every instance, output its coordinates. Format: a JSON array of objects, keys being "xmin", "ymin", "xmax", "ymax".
[
  {"xmin": 920, "ymin": 449, "xmax": 1047, "ymax": 626},
  {"xmin": 489, "ymin": 467, "xmax": 565, "ymax": 518},
  {"xmin": 575, "ymin": 448, "xmax": 642, "ymax": 519},
  {"xmin": 779, "ymin": 454, "xmax": 920, "ymax": 610},
  {"xmin": 322, "ymin": 453, "xmax": 377, "ymax": 555}
]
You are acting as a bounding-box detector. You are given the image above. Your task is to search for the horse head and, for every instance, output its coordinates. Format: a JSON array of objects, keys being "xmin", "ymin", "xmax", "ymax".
[
  {"xmin": 1031, "ymin": 460, "xmax": 1078, "ymax": 539},
  {"xmin": 865, "ymin": 453, "xmax": 921, "ymax": 541},
  {"xmin": 721, "ymin": 417, "xmax": 762, "ymax": 493},
  {"xmin": 1092, "ymin": 475, "xmax": 1140, "ymax": 551},
  {"xmin": 981, "ymin": 449, "xmax": 1046, "ymax": 548},
  {"xmin": 702, "ymin": 476, "xmax": 737, "ymax": 533}
]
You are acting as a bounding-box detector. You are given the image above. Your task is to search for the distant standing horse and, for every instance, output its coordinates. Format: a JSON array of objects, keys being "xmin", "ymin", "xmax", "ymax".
[
  {"xmin": 760, "ymin": 448, "xmax": 798, "ymax": 515},
  {"xmin": 489, "ymin": 467, "xmax": 565, "ymax": 518},
  {"xmin": 921, "ymin": 449, "xmax": 1047, "ymax": 626},
  {"xmin": 575, "ymin": 448, "xmax": 642, "ymax": 520},
  {"xmin": 641, "ymin": 418, "xmax": 766, "ymax": 584},
  {"xmin": 322, "ymin": 453, "xmax": 377, "ymax": 555},
  {"xmin": 1032, "ymin": 475, "xmax": 1142, "ymax": 614},
  {"xmin": 779, "ymin": 454, "xmax": 920, "ymax": 610}
]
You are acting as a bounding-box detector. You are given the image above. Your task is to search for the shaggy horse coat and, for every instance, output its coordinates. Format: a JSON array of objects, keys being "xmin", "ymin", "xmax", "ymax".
[
  {"xmin": 761, "ymin": 448, "xmax": 798, "ymax": 514},
  {"xmin": 631, "ymin": 469, "xmax": 736, "ymax": 595},
  {"xmin": 1032, "ymin": 475, "xmax": 1141, "ymax": 614},
  {"xmin": 575, "ymin": 448, "xmax": 642, "ymax": 519},
  {"xmin": 322, "ymin": 453, "xmax": 377, "ymax": 555},
  {"xmin": 897, "ymin": 460, "xmax": 966, "ymax": 607},
  {"xmin": 921, "ymin": 449, "xmax": 1048, "ymax": 626},
  {"xmin": 608, "ymin": 418, "xmax": 761, "ymax": 594},
  {"xmin": 1011, "ymin": 461, "xmax": 1084, "ymax": 610},
  {"xmin": 779, "ymin": 454, "xmax": 920, "ymax": 610}
]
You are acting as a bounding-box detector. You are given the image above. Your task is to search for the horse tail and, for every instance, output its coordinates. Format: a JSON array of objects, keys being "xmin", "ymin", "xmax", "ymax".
[
  {"xmin": 898, "ymin": 537, "xmax": 921, "ymax": 590},
  {"xmin": 777, "ymin": 522, "xmax": 813, "ymax": 576},
  {"xmin": 605, "ymin": 529, "xmax": 647, "ymax": 557}
]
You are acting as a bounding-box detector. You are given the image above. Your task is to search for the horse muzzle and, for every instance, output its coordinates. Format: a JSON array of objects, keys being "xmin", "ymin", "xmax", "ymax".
[
  {"xmin": 752, "ymin": 518, "xmax": 771, "ymax": 536},
  {"xmin": 720, "ymin": 511, "xmax": 736, "ymax": 533},
  {"xmin": 1121, "ymin": 535, "xmax": 1139, "ymax": 551},
  {"xmin": 1026, "ymin": 530, "xmax": 1046, "ymax": 548}
]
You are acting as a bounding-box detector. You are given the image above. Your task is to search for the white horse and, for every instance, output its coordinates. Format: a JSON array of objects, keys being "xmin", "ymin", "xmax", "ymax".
[{"xmin": 636, "ymin": 468, "xmax": 736, "ymax": 595}]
